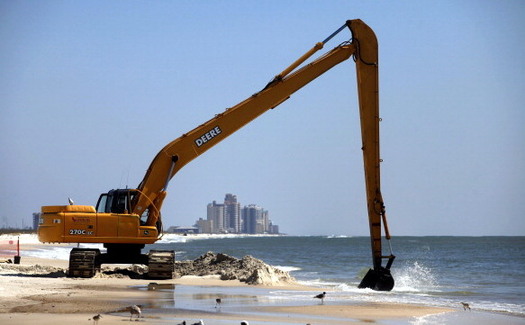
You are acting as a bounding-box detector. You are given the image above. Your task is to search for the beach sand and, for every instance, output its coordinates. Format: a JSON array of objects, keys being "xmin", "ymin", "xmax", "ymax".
[{"xmin": 0, "ymin": 243, "xmax": 456, "ymax": 325}]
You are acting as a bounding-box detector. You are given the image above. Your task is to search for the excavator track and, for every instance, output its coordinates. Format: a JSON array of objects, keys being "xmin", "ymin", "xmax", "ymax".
[
  {"xmin": 68, "ymin": 248, "xmax": 101, "ymax": 278},
  {"xmin": 147, "ymin": 250, "xmax": 175, "ymax": 279}
]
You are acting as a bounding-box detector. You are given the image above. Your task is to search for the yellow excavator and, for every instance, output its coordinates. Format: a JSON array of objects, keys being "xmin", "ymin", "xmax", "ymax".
[{"xmin": 38, "ymin": 19, "xmax": 395, "ymax": 290}]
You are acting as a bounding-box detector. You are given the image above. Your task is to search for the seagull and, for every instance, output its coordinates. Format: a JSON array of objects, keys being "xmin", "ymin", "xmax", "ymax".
[
  {"xmin": 241, "ymin": 321, "xmax": 249, "ymax": 325},
  {"xmin": 215, "ymin": 298, "xmax": 222, "ymax": 308},
  {"xmin": 191, "ymin": 321, "xmax": 204, "ymax": 325},
  {"xmin": 127, "ymin": 305, "xmax": 141, "ymax": 320},
  {"xmin": 460, "ymin": 302, "xmax": 471, "ymax": 311},
  {"xmin": 177, "ymin": 322, "xmax": 186, "ymax": 325},
  {"xmin": 68, "ymin": 197, "xmax": 75, "ymax": 205},
  {"xmin": 314, "ymin": 291, "xmax": 326, "ymax": 304},
  {"xmin": 90, "ymin": 314, "xmax": 102, "ymax": 324}
]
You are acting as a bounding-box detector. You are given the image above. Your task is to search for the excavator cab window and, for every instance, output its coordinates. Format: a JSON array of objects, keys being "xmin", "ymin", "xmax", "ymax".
[
  {"xmin": 95, "ymin": 189, "xmax": 137, "ymax": 214},
  {"xmin": 115, "ymin": 194, "xmax": 127, "ymax": 213},
  {"xmin": 96, "ymin": 193, "xmax": 110, "ymax": 213}
]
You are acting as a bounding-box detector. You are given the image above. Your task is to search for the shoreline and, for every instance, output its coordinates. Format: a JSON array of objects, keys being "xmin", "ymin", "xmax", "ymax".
[
  {"xmin": 1, "ymin": 236, "xmax": 524, "ymax": 324},
  {"xmin": 0, "ymin": 253, "xmax": 454, "ymax": 325}
]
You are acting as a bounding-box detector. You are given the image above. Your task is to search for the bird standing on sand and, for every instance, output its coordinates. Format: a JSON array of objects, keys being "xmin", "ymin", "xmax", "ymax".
[
  {"xmin": 241, "ymin": 321, "xmax": 249, "ymax": 325},
  {"xmin": 191, "ymin": 320, "xmax": 204, "ymax": 325},
  {"xmin": 215, "ymin": 298, "xmax": 222, "ymax": 309},
  {"xmin": 90, "ymin": 314, "xmax": 102, "ymax": 325},
  {"xmin": 314, "ymin": 291, "xmax": 326, "ymax": 304},
  {"xmin": 460, "ymin": 302, "xmax": 471, "ymax": 311},
  {"xmin": 127, "ymin": 305, "xmax": 141, "ymax": 320}
]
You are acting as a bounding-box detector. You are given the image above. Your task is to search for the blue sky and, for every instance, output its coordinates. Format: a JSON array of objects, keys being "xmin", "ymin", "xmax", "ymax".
[{"xmin": 1, "ymin": 1, "xmax": 524, "ymax": 235}]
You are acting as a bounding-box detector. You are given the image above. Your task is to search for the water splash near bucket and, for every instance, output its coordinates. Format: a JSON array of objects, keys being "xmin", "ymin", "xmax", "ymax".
[{"xmin": 393, "ymin": 261, "xmax": 439, "ymax": 292}]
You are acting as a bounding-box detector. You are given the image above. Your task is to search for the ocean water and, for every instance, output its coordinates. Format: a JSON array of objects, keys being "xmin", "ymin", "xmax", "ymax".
[
  {"xmin": 149, "ymin": 235, "xmax": 525, "ymax": 317},
  {"xmin": 12, "ymin": 234, "xmax": 525, "ymax": 321}
]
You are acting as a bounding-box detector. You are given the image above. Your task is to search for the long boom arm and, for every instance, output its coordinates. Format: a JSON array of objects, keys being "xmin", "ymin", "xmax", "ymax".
[
  {"xmin": 132, "ymin": 22, "xmax": 358, "ymax": 222},
  {"xmin": 133, "ymin": 19, "xmax": 395, "ymax": 290}
]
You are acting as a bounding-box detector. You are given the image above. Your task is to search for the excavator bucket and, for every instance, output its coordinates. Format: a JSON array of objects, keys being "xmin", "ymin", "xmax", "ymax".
[{"xmin": 358, "ymin": 266, "xmax": 394, "ymax": 291}]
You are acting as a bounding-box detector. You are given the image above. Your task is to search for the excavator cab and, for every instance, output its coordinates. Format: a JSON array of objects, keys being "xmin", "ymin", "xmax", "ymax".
[{"xmin": 96, "ymin": 189, "xmax": 152, "ymax": 227}]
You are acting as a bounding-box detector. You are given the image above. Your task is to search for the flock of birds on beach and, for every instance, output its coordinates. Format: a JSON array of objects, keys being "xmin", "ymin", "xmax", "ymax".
[{"xmin": 88, "ymin": 293, "xmax": 472, "ymax": 324}]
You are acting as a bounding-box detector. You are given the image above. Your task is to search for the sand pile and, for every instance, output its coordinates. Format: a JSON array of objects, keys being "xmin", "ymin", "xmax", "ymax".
[{"xmin": 175, "ymin": 251, "xmax": 296, "ymax": 285}]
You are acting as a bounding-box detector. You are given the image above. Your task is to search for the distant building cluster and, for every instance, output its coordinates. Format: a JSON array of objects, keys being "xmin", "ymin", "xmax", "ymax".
[{"xmin": 193, "ymin": 193, "xmax": 279, "ymax": 234}]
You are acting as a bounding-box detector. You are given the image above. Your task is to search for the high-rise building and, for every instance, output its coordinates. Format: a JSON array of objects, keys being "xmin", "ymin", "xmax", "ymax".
[
  {"xmin": 224, "ymin": 193, "xmax": 241, "ymax": 233},
  {"xmin": 207, "ymin": 201, "xmax": 224, "ymax": 233},
  {"xmin": 242, "ymin": 204, "xmax": 262, "ymax": 234},
  {"xmin": 32, "ymin": 213, "xmax": 41, "ymax": 230},
  {"xmin": 261, "ymin": 209, "xmax": 269, "ymax": 233}
]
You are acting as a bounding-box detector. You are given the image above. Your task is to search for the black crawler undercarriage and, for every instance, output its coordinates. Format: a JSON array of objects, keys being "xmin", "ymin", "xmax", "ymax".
[{"xmin": 68, "ymin": 244, "xmax": 174, "ymax": 279}]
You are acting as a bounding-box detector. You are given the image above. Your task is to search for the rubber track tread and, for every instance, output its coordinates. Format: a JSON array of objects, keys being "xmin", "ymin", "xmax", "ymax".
[
  {"xmin": 148, "ymin": 250, "xmax": 175, "ymax": 279},
  {"xmin": 69, "ymin": 249, "xmax": 100, "ymax": 278}
]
